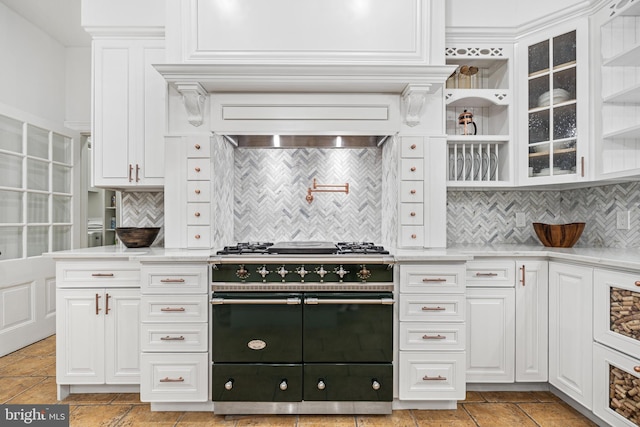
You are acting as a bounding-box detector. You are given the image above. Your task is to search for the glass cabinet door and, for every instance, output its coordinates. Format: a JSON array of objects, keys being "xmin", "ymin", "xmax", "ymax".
[{"xmin": 527, "ymin": 30, "xmax": 578, "ymax": 178}]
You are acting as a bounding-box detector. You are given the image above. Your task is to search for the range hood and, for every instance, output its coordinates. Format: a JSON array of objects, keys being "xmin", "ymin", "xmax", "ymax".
[{"xmin": 226, "ymin": 135, "xmax": 389, "ymax": 148}]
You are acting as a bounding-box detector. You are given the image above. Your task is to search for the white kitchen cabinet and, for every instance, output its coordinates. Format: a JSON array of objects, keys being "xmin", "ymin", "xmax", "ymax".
[
  {"xmin": 466, "ymin": 287, "xmax": 515, "ymax": 383},
  {"xmin": 56, "ymin": 288, "xmax": 140, "ymax": 384},
  {"xmin": 515, "ymin": 260, "xmax": 548, "ymax": 382},
  {"xmin": 548, "ymin": 261, "xmax": 593, "ymax": 409},
  {"xmin": 92, "ymin": 38, "xmax": 166, "ymax": 188},
  {"xmin": 445, "ymin": 44, "xmax": 513, "ymax": 186},
  {"xmin": 517, "ymin": 19, "xmax": 590, "ymax": 185}
]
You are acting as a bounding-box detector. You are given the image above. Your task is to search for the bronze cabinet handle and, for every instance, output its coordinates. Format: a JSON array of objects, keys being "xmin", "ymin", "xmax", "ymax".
[
  {"xmin": 634, "ymin": 366, "xmax": 640, "ymax": 373},
  {"xmin": 421, "ymin": 306, "xmax": 445, "ymax": 311},
  {"xmin": 194, "ymin": 234, "xmax": 201, "ymax": 239},
  {"xmin": 411, "ymin": 234, "xmax": 417, "ymax": 239},
  {"xmin": 194, "ymin": 212, "xmax": 201, "ymax": 217},
  {"xmin": 92, "ymin": 273, "xmax": 114, "ymax": 277},
  {"xmin": 128, "ymin": 164, "xmax": 133, "ymax": 182},
  {"xmin": 105, "ymin": 293, "xmax": 111, "ymax": 314},
  {"xmin": 195, "ymin": 189, "xmax": 201, "ymax": 194},
  {"xmin": 410, "ymin": 189, "xmax": 416, "ymax": 194},
  {"xmin": 410, "ymin": 212, "xmax": 416, "ymax": 217},
  {"xmin": 95, "ymin": 293, "xmax": 101, "ymax": 315},
  {"xmin": 423, "ymin": 278, "xmax": 446, "ymax": 282},
  {"xmin": 194, "ymin": 144, "xmax": 200, "ymax": 150},
  {"xmin": 160, "ymin": 307, "xmax": 186, "ymax": 312},
  {"xmin": 160, "ymin": 278, "xmax": 186, "ymax": 283},
  {"xmin": 423, "ymin": 375, "xmax": 446, "ymax": 381},
  {"xmin": 422, "ymin": 334, "xmax": 446, "ymax": 340},
  {"xmin": 635, "ymin": 281, "xmax": 640, "ymax": 287},
  {"xmin": 520, "ymin": 265, "xmax": 526, "ymax": 286},
  {"xmin": 160, "ymin": 336, "xmax": 185, "ymax": 341},
  {"xmin": 475, "ymin": 272, "xmax": 498, "ymax": 277},
  {"xmin": 160, "ymin": 377, "xmax": 184, "ymax": 382},
  {"xmin": 136, "ymin": 164, "xmax": 140, "ymax": 182},
  {"xmin": 195, "ymin": 167, "xmax": 201, "ymax": 172}
]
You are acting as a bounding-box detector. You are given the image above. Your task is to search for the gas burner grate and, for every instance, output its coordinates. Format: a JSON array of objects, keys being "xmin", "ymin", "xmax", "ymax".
[{"xmin": 217, "ymin": 242, "xmax": 274, "ymax": 255}]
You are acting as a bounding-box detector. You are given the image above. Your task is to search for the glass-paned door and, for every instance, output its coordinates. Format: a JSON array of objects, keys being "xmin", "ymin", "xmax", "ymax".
[{"xmin": 527, "ymin": 30, "xmax": 578, "ymax": 178}]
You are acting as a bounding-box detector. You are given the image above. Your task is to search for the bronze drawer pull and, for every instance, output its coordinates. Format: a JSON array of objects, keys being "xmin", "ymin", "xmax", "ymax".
[
  {"xmin": 195, "ymin": 189, "xmax": 201, "ymax": 194},
  {"xmin": 635, "ymin": 281, "xmax": 640, "ymax": 287},
  {"xmin": 160, "ymin": 307, "xmax": 186, "ymax": 312},
  {"xmin": 520, "ymin": 265, "xmax": 526, "ymax": 287},
  {"xmin": 422, "ymin": 334, "xmax": 446, "ymax": 340},
  {"xmin": 105, "ymin": 293, "xmax": 111, "ymax": 315},
  {"xmin": 194, "ymin": 167, "xmax": 201, "ymax": 172},
  {"xmin": 421, "ymin": 306, "xmax": 445, "ymax": 311},
  {"xmin": 160, "ymin": 336, "xmax": 185, "ymax": 341},
  {"xmin": 410, "ymin": 189, "xmax": 416, "ymax": 194},
  {"xmin": 423, "ymin": 278, "xmax": 446, "ymax": 282},
  {"xmin": 194, "ymin": 234, "xmax": 201, "ymax": 239},
  {"xmin": 423, "ymin": 375, "xmax": 446, "ymax": 381},
  {"xmin": 410, "ymin": 166, "xmax": 417, "ymax": 172},
  {"xmin": 410, "ymin": 212, "xmax": 416, "ymax": 217},
  {"xmin": 475, "ymin": 272, "xmax": 498, "ymax": 277},
  {"xmin": 160, "ymin": 377, "xmax": 184, "ymax": 383},
  {"xmin": 411, "ymin": 234, "xmax": 417, "ymax": 239},
  {"xmin": 160, "ymin": 278, "xmax": 186, "ymax": 283},
  {"xmin": 136, "ymin": 164, "xmax": 140, "ymax": 182},
  {"xmin": 194, "ymin": 212, "xmax": 201, "ymax": 217},
  {"xmin": 92, "ymin": 273, "xmax": 114, "ymax": 277},
  {"xmin": 129, "ymin": 164, "xmax": 133, "ymax": 182},
  {"xmin": 95, "ymin": 293, "xmax": 101, "ymax": 315},
  {"xmin": 634, "ymin": 366, "xmax": 640, "ymax": 373},
  {"xmin": 194, "ymin": 144, "xmax": 200, "ymax": 150},
  {"xmin": 410, "ymin": 144, "xmax": 417, "ymax": 149}
]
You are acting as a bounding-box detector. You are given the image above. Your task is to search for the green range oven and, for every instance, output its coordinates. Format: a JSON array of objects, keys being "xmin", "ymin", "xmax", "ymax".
[{"xmin": 209, "ymin": 241, "xmax": 395, "ymax": 414}]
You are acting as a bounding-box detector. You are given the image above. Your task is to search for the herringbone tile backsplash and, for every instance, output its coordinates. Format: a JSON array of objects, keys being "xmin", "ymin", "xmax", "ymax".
[
  {"xmin": 448, "ymin": 181, "xmax": 640, "ymax": 248},
  {"xmin": 121, "ymin": 192, "xmax": 164, "ymax": 246}
]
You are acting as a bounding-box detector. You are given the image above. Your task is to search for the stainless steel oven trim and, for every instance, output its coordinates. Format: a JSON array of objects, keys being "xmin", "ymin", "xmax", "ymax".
[
  {"xmin": 304, "ymin": 297, "xmax": 394, "ymax": 305},
  {"xmin": 213, "ymin": 401, "xmax": 392, "ymax": 415}
]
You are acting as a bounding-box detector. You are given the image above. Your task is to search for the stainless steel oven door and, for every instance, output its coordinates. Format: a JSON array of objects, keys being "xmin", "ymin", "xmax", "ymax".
[
  {"xmin": 211, "ymin": 293, "xmax": 302, "ymax": 363},
  {"xmin": 303, "ymin": 292, "xmax": 394, "ymax": 363}
]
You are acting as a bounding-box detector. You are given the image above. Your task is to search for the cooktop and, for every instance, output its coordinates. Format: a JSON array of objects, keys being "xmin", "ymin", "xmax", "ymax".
[{"xmin": 216, "ymin": 241, "xmax": 389, "ymax": 255}]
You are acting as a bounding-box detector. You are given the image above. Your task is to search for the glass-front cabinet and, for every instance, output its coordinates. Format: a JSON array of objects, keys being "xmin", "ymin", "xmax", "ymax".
[{"xmin": 519, "ymin": 21, "xmax": 589, "ymax": 185}]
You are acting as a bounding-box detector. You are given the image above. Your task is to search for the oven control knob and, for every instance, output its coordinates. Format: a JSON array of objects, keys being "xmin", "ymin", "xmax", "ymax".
[
  {"xmin": 279, "ymin": 380, "xmax": 288, "ymax": 391},
  {"xmin": 334, "ymin": 265, "xmax": 350, "ymax": 282},
  {"xmin": 317, "ymin": 380, "xmax": 326, "ymax": 390},
  {"xmin": 256, "ymin": 265, "xmax": 271, "ymax": 282},
  {"xmin": 276, "ymin": 265, "xmax": 289, "ymax": 282},
  {"xmin": 235, "ymin": 264, "xmax": 250, "ymax": 281},
  {"xmin": 357, "ymin": 264, "xmax": 372, "ymax": 282},
  {"xmin": 372, "ymin": 380, "xmax": 381, "ymax": 391},
  {"xmin": 296, "ymin": 265, "xmax": 309, "ymax": 282},
  {"xmin": 314, "ymin": 265, "xmax": 328, "ymax": 283},
  {"xmin": 224, "ymin": 380, "xmax": 234, "ymax": 390}
]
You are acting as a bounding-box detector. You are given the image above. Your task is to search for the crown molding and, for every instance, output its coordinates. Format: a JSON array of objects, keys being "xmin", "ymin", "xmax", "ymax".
[{"xmin": 83, "ymin": 26, "xmax": 165, "ymax": 39}]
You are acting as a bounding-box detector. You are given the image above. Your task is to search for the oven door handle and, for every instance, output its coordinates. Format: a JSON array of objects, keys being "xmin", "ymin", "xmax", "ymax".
[
  {"xmin": 210, "ymin": 297, "xmax": 301, "ymax": 305},
  {"xmin": 304, "ymin": 298, "xmax": 395, "ymax": 305}
]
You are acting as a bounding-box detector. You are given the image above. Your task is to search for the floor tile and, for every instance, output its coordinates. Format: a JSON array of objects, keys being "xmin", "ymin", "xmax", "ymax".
[
  {"xmin": 111, "ymin": 393, "xmax": 146, "ymax": 405},
  {"xmin": 176, "ymin": 411, "xmax": 237, "ymax": 426},
  {"xmin": 0, "ymin": 353, "xmax": 26, "ymax": 369},
  {"xmin": 479, "ymin": 391, "xmax": 541, "ymax": 403},
  {"xmin": 460, "ymin": 391, "xmax": 485, "ymax": 403},
  {"xmin": 115, "ymin": 404, "xmax": 183, "ymax": 426},
  {"xmin": 463, "ymin": 402, "xmax": 537, "ymax": 427},
  {"xmin": 0, "ymin": 376, "xmax": 46, "ymax": 403},
  {"xmin": 234, "ymin": 414, "xmax": 297, "ymax": 426},
  {"xmin": 62, "ymin": 392, "xmax": 119, "ymax": 405},
  {"xmin": 529, "ymin": 391, "xmax": 563, "ymax": 402},
  {"xmin": 518, "ymin": 402, "xmax": 598, "ymax": 426},
  {"xmin": 297, "ymin": 414, "xmax": 356, "ymax": 426},
  {"xmin": 412, "ymin": 405, "xmax": 475, "ymax": 424},
  {"xmin": 12, "ymin": 336, "xmax": 56, "ymax": 357},
  {"xmin": 69, "ymin": 404, "xmax": 131, "ymax": 427},
  {"xmin": 6, "ymin": 376, "xmax": 59, "ymax": 404},
  {"xmin": 356, "ymin": 409, "xmax": 416, "ymax": 427},
  {"xmin": 0, "ymin": 355, "xmax": 55, "ymax": 377}
]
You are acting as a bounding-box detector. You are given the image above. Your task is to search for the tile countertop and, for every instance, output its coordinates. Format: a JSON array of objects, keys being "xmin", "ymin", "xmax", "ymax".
[{"xmin": 46, "ymin": 244, "xmax": 640, "ymax": 271}]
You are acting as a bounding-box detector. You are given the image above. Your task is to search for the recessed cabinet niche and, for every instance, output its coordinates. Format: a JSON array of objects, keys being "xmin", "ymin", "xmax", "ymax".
[{"xmin": 445, "ymin": 45, "xmax": 513, "ymax": 186}]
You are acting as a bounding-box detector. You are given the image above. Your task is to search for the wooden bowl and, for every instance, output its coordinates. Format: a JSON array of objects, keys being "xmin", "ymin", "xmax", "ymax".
[
  {"xmin": 532, "ymin": 222, "xmax": 585, "ymax": 248},
  {"xmin": 116, "ymin": 227, "xmax": 160, "ymax": 248}
]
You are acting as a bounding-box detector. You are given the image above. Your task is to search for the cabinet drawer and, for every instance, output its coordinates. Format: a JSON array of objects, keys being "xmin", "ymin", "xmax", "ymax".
[
  {"xmin": 140, "ymin": 352, "xmax": 208, "ymax": 402},
  {"xmin": 399, "ymin": 294, "xmax": 465, "ymax": 322},
  {"xmin": 187, "ymin": 159, "xmax": 211, "ymax": 180},
  {"xmin": 57, "ymin": 261, "xmax": 140, "ymax": 288},
  {"xmin": 398, "ymin": 351, "xmax": 465, "ymax": 400},
  {"xmin": 187, "ymin": 203, "xmax": 210, "ymax": 226},
  {"xmin": 401, "ymin": 137, "xmax": 424, "ymax": 158},
  {"xmin": 187, "ymin": 226, "xmax": 210, "ymax": 248},
  {"xmin": 400, "ymin": 159, "xmax": 424, "ymax": 180},
  {"xmin": 140, "ymin": 323, "xmax": 208, "ymax": 352},
  {"xmin": 400, "ymin": 264, "xmax": 465, "ymax": 293},
  {"xmin": 186, "ymin": 138, "xmax": 210, "ymax": 157},
  {"xmin": 400, "ymin": 203, "xmax": 423, "ymax": 226},
  {"xmin": 466, "ymin": 260, "xmax": 515, "ymax": 287},
  {"xmin": 399, "ymin": 226, "xmax": 424, "ymax": 248},
  {"xmin": 140, "ymin": 295, "xmax": 208, "ymax": 322},
  {"xmin": 187, "ymin": 181, "xmax": 211, "ymax": 203},
  {"xmin": 140, "ymin": 265, "xmax": 208, "ymax": 294},
  {"xmin": 400, "ymin": 181, "xmax": 424, "ymax": 203},
  {"xmin": 399, "ymin": 322, "xmax": 465, "ymax": 351}
]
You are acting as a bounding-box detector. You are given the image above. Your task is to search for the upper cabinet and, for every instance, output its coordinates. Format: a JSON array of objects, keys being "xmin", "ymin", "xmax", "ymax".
[
  {"xmin": 517, "ymin": 19, "xmax": 590, "ymax": 185},
  {"xmin": 445, "ymin": 45, "xmax": 514, "ymax": 187},
  {"xmin": 92, "ymin": 38, "xmax": 166, "ymax": 189},
  {"xmin": 594, "ymin": 0, "xmax": 640, "ymax": 180}
]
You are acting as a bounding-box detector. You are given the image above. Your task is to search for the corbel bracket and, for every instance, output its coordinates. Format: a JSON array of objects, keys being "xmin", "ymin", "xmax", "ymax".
[
  {"xmin": 175, "ymin": 82, "xmax": 208, "ymax": 127},
  {"xmin": 402, "ymin": 84, "xmax": 432, "ymax": 127}
]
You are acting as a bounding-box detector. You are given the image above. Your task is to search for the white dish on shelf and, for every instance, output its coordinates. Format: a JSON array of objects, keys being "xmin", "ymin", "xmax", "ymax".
[{"xmin": 538, "ymin": 88, "xmax": 570, "ymax": 107}]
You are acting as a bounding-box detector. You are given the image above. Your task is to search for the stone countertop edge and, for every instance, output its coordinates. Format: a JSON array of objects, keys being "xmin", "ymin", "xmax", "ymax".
[{"xmin": 45, "ymin": 244, "xmax": 640, "ymax": 270}]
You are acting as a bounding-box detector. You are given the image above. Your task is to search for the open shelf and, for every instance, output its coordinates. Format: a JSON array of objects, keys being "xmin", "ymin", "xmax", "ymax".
[
  {"xmin": 603, "ymin": 124, "xmax": 640, "ymax": 140},
  {"xmin": 528, "ymin": 147, "xmax": 576, "ymax": 158},
  {"xmin": 603, "ymin": 43, "xmax": 640, "ymax": 67},
  {"xmin": 603, "ymin": 82, "xmax": 640, "ymax": 104},
  {"xmin": 445, "ymin": 89, "xmax": 510, "ymax": 107}
]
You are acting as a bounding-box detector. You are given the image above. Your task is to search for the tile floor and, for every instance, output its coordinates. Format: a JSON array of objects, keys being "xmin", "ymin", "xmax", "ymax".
[{"xmin": 0, "ymin": 336, "xmax": 599, "ymax": 426}]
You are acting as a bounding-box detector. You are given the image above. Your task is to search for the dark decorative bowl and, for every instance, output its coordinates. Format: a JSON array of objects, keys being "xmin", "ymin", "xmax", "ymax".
[
  {"xmin": 532, "ymin": 222, "xmax": 585, "ymax": 248},
  {"xmin": 116, "ymin": 227, "xmax": 160, "ymax": 248}
]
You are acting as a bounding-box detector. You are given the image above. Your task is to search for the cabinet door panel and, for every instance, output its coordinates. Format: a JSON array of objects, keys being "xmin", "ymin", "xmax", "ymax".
[
  {"xmin": 104, "ymin": 289, "xmax": 140, "ymax": 384},
  {"xmin": 139, "ymin": 43, "xmax": 165, "ymax": 184}
]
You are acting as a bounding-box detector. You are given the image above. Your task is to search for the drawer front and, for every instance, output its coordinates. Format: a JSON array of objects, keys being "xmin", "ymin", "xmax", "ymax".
[
  {"xmin": 400, "ymin": 137, "xmax": 424, "ymax": 158},
  {"xmin": 466, "ymin": 260, "xmax": 515, "ymax": 287},
  {"xmin": 398, "ymin": 351, "xmax": 465, "ymax": 400},
  {"xmin": 186, "ymin": 138, "xmax": 211, "ymax": 157},
  {"xmin": 399, "ymin": 294, "xmax": 465, "ymax": 322},
  {"xmin": 140, "ymin": 265, "xmax": 208, "ymax": 294},
  {"xmin": 140, "ymin": 323, "xmax": 208, "ymax": 352},
  {"xmin": 399, "ymin": 226, "xmax": 424, "ymax": 248},
  {"xmin": 186, "ymin": 203, "xmax": 211, "ymax": 226},
  {"xmin": 400, "ymin": 181, "xmax": 424, "ymax": 203},
  {"xmin": 140, "ymin": 352, "xmax": 208, "ymax": 402},
  {"xmin": 594, "ymin": 269, "xmax": 640, "ymax": 358},
  {"xmin": 187, "ymin": 226, "xmax": 210, "ymax": 248},
  {"xmin": 400, "ymin": 264, "xmax": 465, "ymax": 294},
  {"xmin": 187, "ymin": 181, "xmax": 211, "ymax": 203},
  {"xmin": 399, "ymin": 322, "xmax": 466, "ymax": 351},
  {"xmin": 140, "ymin": 295, "xmax": 208, "ymax": 323},
  {"xmin": 400, "ymin": 203, "xmax": 424, "ymax": 226},
  {"xmin": 57, "ymin": 261, "xmax": 140, "ymax": 288},
  {"xmin": 400, "ymin": 159, "xmax": 424, "ymax": 181},
  {"xmin": 303, "ymin": 363, "xmax": 392, "ymax": 402},
  {"xmin": 187, "ymin": 159, "xmax": 211, "ymax": 181}
]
